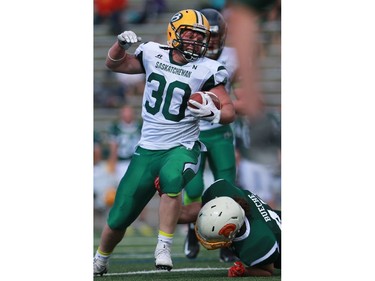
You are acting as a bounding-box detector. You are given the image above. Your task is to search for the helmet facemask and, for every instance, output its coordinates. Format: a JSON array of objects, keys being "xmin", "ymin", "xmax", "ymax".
[
  {"xmin": 173, "ymin": 25, "xmax": 210, "ymax": 62},
  {"xmin": 206, "ymin": 25, "xmax": 227, "ymax": 60},
  {"xmin": 195, "ymin": 223, "xmax": 234, "ymax": 250}
]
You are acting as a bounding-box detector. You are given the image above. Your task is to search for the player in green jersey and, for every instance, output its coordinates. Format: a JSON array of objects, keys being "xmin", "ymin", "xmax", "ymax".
[{"xmin": 178, "ymin": 178, "xmax": 281, "ymax": 277}]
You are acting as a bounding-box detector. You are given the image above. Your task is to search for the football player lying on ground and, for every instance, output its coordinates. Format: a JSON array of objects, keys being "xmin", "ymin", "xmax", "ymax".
[{"xmin": 176, "ymin": 178, "xmax": 281, "ymax": 277}]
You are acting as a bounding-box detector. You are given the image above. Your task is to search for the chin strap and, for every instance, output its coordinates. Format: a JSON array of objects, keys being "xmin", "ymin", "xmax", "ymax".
[{"xmin": 177, "ymin": 48, "xmax": 199, "ymax": 62}]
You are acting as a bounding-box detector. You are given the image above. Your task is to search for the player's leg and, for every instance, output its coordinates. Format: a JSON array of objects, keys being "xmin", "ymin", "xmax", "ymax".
[
  {"xmin": 181, "ymin": 152, "xmax": 206, "ymax": 259},
  {"xmin": 154, "ymin": 192, "xmax": 182, "ymax": 271},
  {"xmin": 206, "ymin": 125, "xmax": 236, "ymax": 184},
  {"xmin": 183, "ymin": 152, "xmax": 206, "ymax": 204},
  {"xmin": 117, "ymin": 159, "xmax": 154, "ymax": 237},
  {"xmin": 155, "ymin": 142, "xmax": 201, "ymax": 270},
  {"xmin": 94, "ymin": 149, "xmax": 157, "ymax": 275}
]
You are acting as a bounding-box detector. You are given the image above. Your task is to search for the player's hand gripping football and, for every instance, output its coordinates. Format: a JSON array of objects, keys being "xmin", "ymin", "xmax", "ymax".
[
  {"xmin": 117, "ymin": 31, "xmax": 142, "ymax": 50},
  {"xmin": 188, "ymin": 92, "xmax": 221, "ymax": 123}
]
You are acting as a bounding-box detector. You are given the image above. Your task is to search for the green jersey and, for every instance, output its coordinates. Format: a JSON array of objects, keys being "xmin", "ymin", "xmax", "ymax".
[{"xmin": 202, "ymin": 179, "xmax": 281, "ymax": 268}]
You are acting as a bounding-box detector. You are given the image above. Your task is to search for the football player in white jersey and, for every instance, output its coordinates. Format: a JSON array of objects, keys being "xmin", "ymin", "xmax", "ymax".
[
  {"xmin": 93, "ymin": 9, "xmax": 235, "ymax": 275},
  {"xmin": 182, "ymin": 8, "xmax": 248, "ymax": 262}
]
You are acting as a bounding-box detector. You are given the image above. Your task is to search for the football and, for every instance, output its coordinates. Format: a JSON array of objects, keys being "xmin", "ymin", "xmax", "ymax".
[{"xmin": 188, "ymin": 91, "xmax": 222, "ymax": 110}]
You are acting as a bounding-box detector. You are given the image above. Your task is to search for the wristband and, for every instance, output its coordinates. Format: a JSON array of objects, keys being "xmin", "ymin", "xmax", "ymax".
[{"xmin": 107, "ymin": 49, "xmax": 126, "ymax": 62}]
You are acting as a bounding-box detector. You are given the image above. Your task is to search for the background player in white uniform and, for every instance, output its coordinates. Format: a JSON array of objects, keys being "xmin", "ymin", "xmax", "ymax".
[
  {"xmin": 182, "ymin": 8, "xmax": 248, "ymax": 262},
  {"xmin": 93, "ymin": 9, "xmax": 235, "ymax": 275}
]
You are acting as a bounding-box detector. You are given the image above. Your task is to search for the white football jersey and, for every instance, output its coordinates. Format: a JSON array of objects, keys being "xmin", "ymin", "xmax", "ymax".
[
  {"xmin": 134, "ymin": 42, "xmax": 229, "ymax": 150},
  {"xmin": 199, "ymin": 47, "xmax": 238, "ymax": 131}
]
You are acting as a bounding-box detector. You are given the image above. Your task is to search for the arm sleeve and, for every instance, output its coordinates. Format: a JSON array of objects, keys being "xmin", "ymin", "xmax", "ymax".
[{"xmin": 201, "ymin": 65, "xmax": 229, "ymax": 91}]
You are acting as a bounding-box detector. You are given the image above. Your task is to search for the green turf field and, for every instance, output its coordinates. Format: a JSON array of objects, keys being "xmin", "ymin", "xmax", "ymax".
[{"xmin": 93, "ymin": 228, "xmax": 281, "ymax": 281}]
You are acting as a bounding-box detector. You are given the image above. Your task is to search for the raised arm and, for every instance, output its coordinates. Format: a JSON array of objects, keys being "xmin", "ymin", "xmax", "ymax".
[{"xmin": 105, "ymin": 31, "xmax": 144, "ymax": 74}]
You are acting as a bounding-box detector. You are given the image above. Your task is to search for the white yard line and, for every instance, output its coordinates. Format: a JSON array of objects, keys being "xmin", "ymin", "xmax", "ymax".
[{"xmin": 103, "ymin": 267, "xmax": 227, "ymax": 276}]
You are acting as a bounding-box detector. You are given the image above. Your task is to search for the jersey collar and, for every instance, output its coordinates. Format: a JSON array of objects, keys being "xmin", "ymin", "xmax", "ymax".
[{"xmin": 233, "ymin": 217, "xmax": 250, "ymax": 242}]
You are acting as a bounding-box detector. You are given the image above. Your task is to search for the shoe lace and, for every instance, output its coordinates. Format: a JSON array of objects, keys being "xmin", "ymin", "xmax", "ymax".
[
  {"xmin": 155, "ymin": 244, "xmax": 171, "ymax": 258},
  {"xmin": 94, "ymin": 257, "xmax": 108, "ymax": 269}
]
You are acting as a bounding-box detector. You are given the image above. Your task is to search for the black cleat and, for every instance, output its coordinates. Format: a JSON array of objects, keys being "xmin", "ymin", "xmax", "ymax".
[
  {"xmin": 184, "ymin": 223, "xmax": 200, "ymax": 259},
  {"xmin": 155, "ymin": 264, "xmax": 173, "ymax": 271}
]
